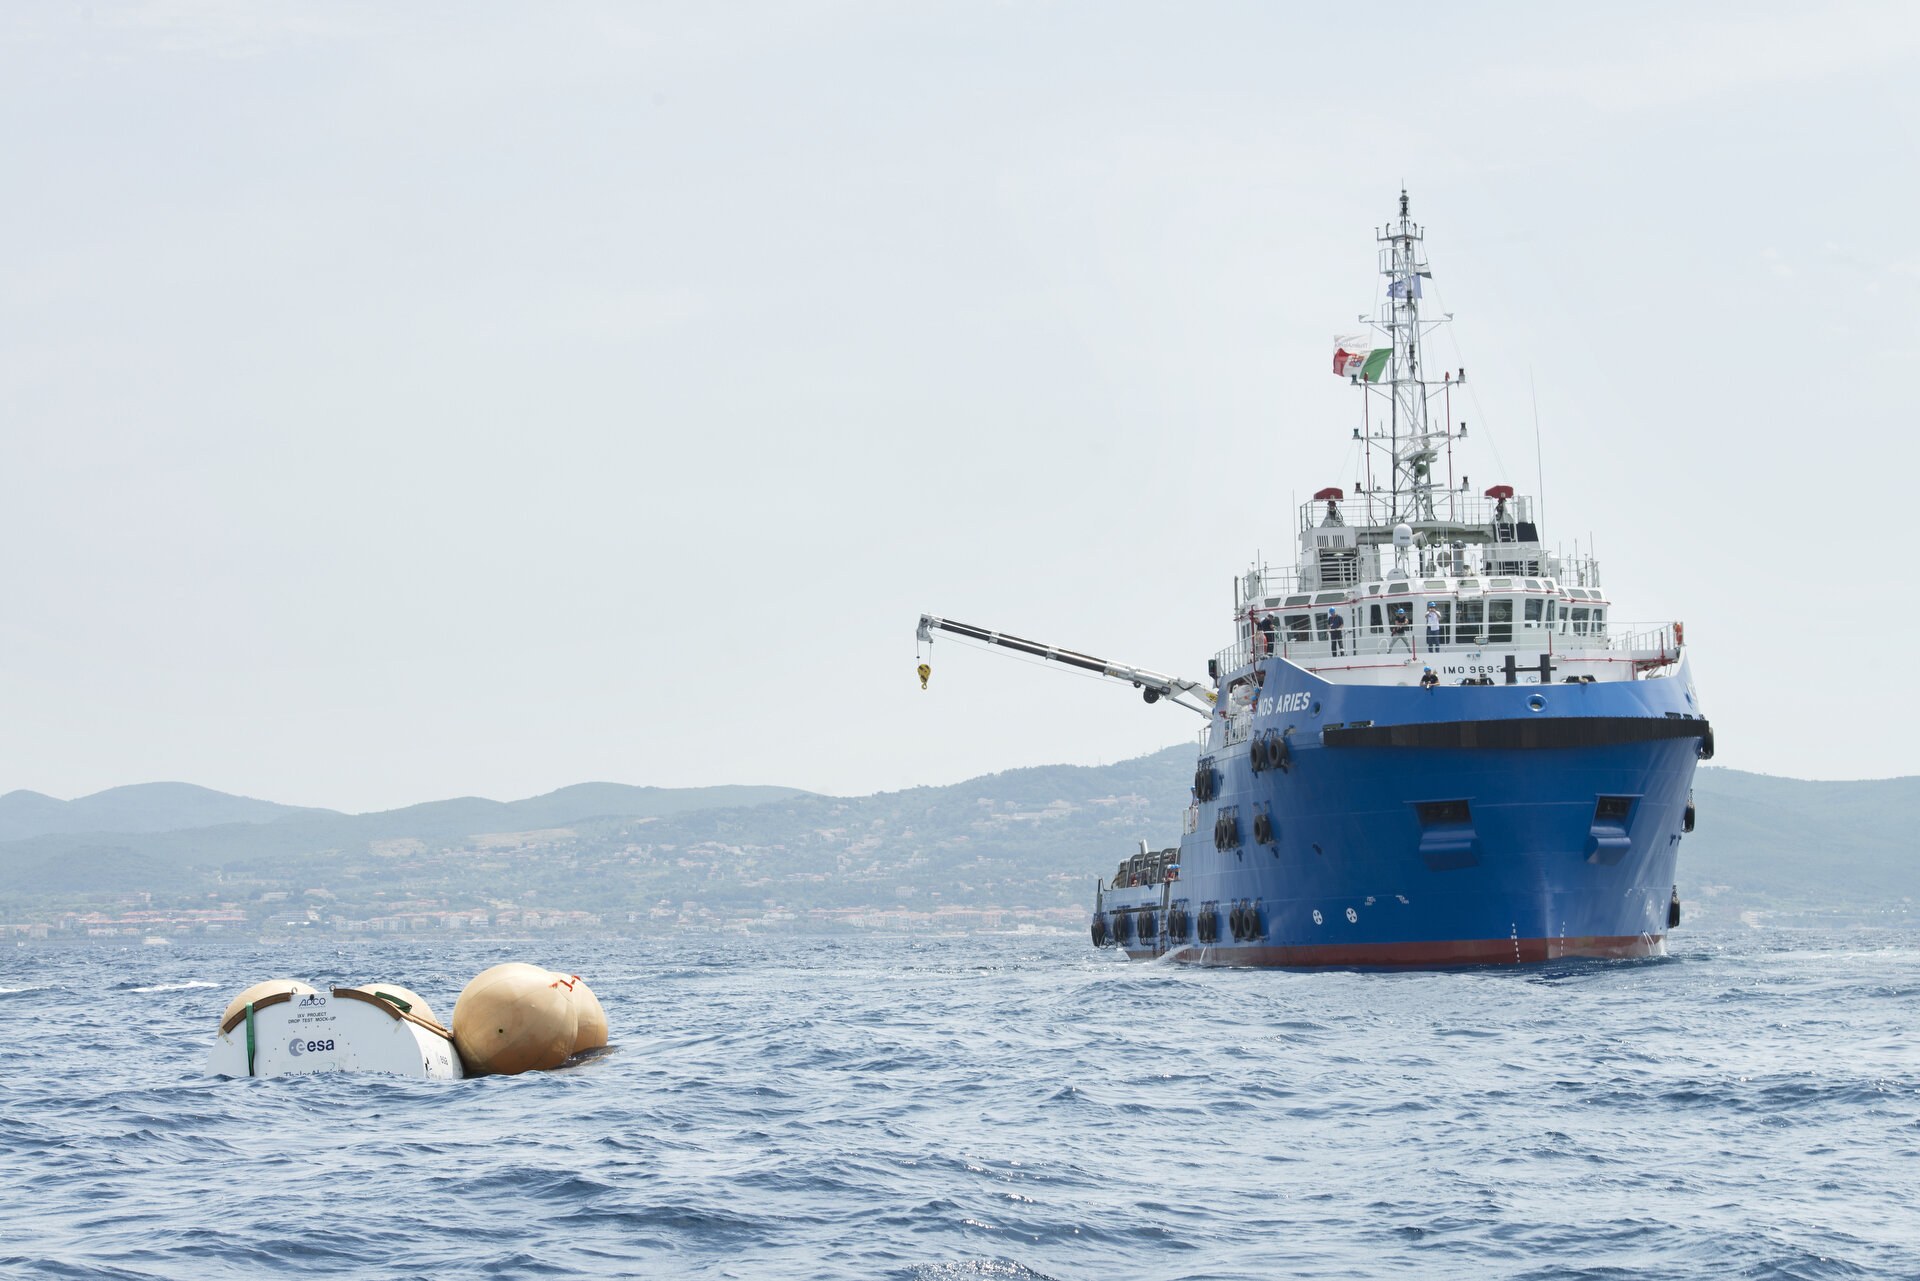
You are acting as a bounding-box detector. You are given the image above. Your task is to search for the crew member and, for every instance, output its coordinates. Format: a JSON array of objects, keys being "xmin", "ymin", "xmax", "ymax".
[
  {"xmin": 1327, "ymin": 607, "xmax": 1345, "ymax": 657},
  {"xmin": 1420, "ymin": 667, "xmax": 1439, "ymax": 690},
  {"xmin": 1426, "ymin": 602, "xmax": 1442, "ymax": 651},
  {"xmin": 1389, "ymin": 604, "xmax": 1412, "ymax": 652}
]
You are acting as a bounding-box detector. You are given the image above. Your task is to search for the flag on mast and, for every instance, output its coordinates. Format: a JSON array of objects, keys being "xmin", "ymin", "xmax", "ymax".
[
  {"xmin": 1333, "ymin": 334, "xmax": 1370, "ymax": 378},
  {"xmin": 1334, "ymin": 334, "xmax": 1392, "ymax": 382},
  {"xmin": 1387, "ymin": 270, "xmax": 1432, "ymax": 300}
]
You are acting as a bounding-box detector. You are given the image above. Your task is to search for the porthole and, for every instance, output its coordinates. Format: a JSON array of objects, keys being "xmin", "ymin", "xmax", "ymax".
[{"xmin": 1310, "ymin": 701, "xmax": 1322, "ymax": 717}]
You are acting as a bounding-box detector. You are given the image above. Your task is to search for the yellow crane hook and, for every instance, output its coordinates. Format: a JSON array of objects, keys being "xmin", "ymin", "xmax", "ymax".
[{"xmin": 917, "ymin": 662, "xmax": 931, "ymax": 690}]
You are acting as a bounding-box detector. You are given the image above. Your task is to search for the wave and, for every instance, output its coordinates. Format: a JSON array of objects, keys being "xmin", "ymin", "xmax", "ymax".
[{"xmin": 3, "ymin": 927, "xmax": 1916, "ymax": 1281}]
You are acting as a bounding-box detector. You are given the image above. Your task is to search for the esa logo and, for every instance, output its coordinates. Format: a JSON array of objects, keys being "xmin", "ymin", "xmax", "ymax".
[
  {"xmin": 298, "ymin": 994, "xmax": 327, "ymax": 1008},
  {"xmin": 287, "ymin": 1037, "xmax": 336, "ymax": 1056}
]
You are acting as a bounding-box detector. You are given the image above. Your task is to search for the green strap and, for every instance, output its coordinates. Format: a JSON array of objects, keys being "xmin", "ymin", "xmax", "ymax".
[
  {"xmin": 369, "ymin": 991, "xmax": 412, "ymax": 1013},
  {"xmin": 245, "ymin": 1002, "xmax": 257, "ymax": 1077}
]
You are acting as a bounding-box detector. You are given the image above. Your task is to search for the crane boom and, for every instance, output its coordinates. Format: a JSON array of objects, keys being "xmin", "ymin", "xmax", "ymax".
[{"xmin": 916, "ymin": 614, "xmax": 1216, "ymax": 718}]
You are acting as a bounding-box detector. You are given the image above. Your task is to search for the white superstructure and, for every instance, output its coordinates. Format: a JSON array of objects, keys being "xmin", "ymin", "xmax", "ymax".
[{"xmin": 1236, "ymin": 193, "xmax": 1680, "ymax": 689}]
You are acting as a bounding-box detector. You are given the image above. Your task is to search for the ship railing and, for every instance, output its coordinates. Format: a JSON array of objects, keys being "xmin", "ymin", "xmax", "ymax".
[
  {"xmin": 1194, "ymin": 713, "xmax": 1255, "ymax": 748},
  {"xmin": 1252, "ymin": 624, "xmax": 1571, "ymax": 665},
  {"xmin": 1612, "ymin": 624, "xmax": 1683, "ymax": 666},
  {"xmin": 1296, "ymin": 493, "xmax": 1536, "ymax": 538},
  {"xmin": 1243, "ymin": 549, "xmax": 1605, "ymax": 600},
  {"xmin": 1221, "ymin": 621, "xmax": 1685, "ymax": 672},
  {"xmin": 1213, "ymin": 638, "xmax": 1252, "ymax": 674}
]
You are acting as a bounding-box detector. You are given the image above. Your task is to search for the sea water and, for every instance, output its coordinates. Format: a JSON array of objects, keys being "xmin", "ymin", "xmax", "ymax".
[{"xmin": 1, "ymin": 928, "xmax": 1915, "ymax": 1279}]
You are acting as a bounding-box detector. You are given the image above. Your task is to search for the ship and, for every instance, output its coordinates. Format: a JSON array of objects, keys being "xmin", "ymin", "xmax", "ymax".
[{"xmin": 916, "ymin": 192, "xmax": 1711, "ymax": 966}]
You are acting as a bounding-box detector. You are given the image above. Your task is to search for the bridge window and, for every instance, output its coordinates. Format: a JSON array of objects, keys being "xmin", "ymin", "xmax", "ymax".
[
  {"xmin": 1571, "ymin": 606, "xmax": 1591, "ymax": 635},
  {"xmin": 1369, "ymin": 603, "xmax": 1383, "ymax": 635},
  {"xmin": 1285, "ymin": 614, "xmax": 1312, "ymax": 642},
  {"xmin": 1488, "ymin": 598, "xmax": 1514, "ymax": 644},
  {"xmin": 1456, "ymin": 599, "xmax": 1483, "ymax": 644}
]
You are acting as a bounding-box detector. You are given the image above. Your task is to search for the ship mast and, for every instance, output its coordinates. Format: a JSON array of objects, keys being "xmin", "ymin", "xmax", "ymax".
[{"xmin": 1378, "ymin": 189, "xmax": 1441, "ymax": 527}]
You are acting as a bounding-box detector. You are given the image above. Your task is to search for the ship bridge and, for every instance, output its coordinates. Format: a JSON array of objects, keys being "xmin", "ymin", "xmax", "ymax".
[
  {"xmin": 1220, "ymin": 490, "xmax": 1679, "ymax": 689},
  {"xmin": 1296, "ymin": 489, "xmax": 1548, "ymax": 587}
]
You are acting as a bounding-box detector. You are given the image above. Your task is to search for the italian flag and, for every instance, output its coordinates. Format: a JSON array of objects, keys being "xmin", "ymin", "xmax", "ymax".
[{"xmin": 1333, "ymin": 335, "xmax": 1391, "ymax": 382}]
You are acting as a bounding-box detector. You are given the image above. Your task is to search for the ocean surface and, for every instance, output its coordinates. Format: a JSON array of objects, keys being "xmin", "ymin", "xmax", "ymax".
[{"xmin": 2, "ymin": 927, "xmax": 1917, "ymax": 1280}]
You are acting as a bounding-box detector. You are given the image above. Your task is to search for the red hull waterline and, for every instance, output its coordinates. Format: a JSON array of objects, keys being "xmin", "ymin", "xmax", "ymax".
[{"xmin": 1128, "ymin": 934, "xmax": 1668, "ymax": 968}]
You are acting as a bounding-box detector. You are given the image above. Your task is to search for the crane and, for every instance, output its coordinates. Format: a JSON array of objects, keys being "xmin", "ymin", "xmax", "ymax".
[{"xmin": 915, "ymin": 614, "xmax": 1216, "ymax": 718}]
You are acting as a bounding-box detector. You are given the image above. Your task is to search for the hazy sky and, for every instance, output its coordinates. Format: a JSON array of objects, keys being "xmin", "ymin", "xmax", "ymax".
[{"xmin": 2, "ymin": 2, "xmax": 1916, "ymax": 811}]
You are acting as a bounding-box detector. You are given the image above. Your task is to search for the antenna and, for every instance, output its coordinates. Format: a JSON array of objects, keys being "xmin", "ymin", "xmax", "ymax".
[
  {"xmin": 1370, "ymin": 189, "xmax": 1440, "ymax": 526},
  {"xmin": 1531, "ymin": 369, "xmax": 1545, "ymax": 531}
]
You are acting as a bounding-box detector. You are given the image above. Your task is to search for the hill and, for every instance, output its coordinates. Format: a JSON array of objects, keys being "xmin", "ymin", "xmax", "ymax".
[
  {"xmin": 0, "ymin": 781, "xmax": 810, "ymax": 888},
  {"xmin": 0, "ymin": 754, "xmax": 1912, "ymax": 932},
  {"xmin": 0, "ymin": 782, "xmax": 322, "ymax": 842},
  {"xmin": 1680, "ymin": 768, "xmax": 1920, "ymax": 916}
]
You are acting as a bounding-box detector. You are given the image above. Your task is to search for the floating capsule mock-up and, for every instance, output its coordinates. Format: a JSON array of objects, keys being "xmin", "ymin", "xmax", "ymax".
[
  {"xmin": 450, "ymin": 963, "xmax": 577, "ymax": 1076},
  {"xmin": 553, "ymin": 973, "xmax": 607, "ymax": 1052},
  {"xmin": 206, "ymin": 981, "xmax": 462, "ymax": 1081}
]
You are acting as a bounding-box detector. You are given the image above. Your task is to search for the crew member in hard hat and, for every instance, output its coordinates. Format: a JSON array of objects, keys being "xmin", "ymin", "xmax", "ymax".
[
  {"xmin": 1425, "ymin": 602, "xmax": 1442, "ymax": 651},
  {"xmin": 1389, "ymin": 604, "xmax": 1412, "ymax": 652},
  {"xmin": 1420, "ymin": 667, "xmax": 1439, "ymax": 690},
  {"xmin": 1326, "ymin": 607, "xmax": 1345, "ymax": 657}
]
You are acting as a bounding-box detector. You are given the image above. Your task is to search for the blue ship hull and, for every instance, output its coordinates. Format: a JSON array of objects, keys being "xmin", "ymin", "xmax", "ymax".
[{"xmin": 1097, "ymin": 655, "xmax": 1709, "ymax": 967}]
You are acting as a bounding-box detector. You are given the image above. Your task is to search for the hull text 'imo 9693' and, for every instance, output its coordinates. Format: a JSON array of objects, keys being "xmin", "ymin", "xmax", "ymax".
[{"xmin": 916, "ymin": 192, "xmax": 1711, "ymax": 968}]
